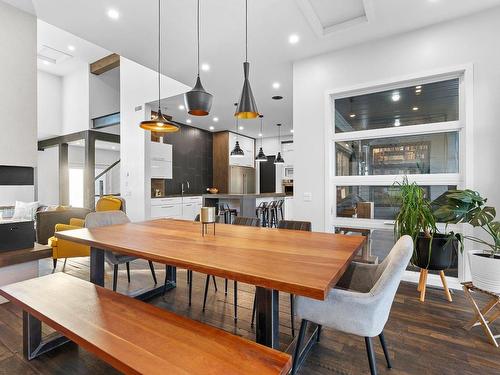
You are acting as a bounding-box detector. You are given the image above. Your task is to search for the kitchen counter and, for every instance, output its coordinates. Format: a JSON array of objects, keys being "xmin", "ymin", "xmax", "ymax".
[
  {"xmin": 152, "ymin": 193, "xmax": 203, "ymax": 199},
  {"xmin": 202, "ymin": 193, "xmax": 286, "ymax": 199}
]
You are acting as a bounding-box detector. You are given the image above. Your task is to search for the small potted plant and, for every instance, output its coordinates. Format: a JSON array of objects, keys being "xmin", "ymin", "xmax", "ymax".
[
  {"xmin": 394, "ymin": 178, "xmax": 458, "ymax": 272},
  {"xmin": 433, "ymin": 189, "xmax": 500, "ymax": 293}
]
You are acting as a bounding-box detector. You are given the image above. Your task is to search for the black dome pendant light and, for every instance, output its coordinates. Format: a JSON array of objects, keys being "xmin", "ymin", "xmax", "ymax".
[
  {"xmin": 274, "ymin": 123, "xmax": 285, "ymax": 165},
  {"xmin": 255, "ymin": 115, "xmax": 267, "ymax": 162},
  {"xmin": 234, "ymin": 0, "xmax": 259, "ymax": 119},
  {"xmin": 230, "ymin": 107, "xmax": 245, "ymax": 158},
  {"xmin": 140, "ymin": 0, "xmax": 180, "ymax": 132},
  {"xmin": 184, "ymin": 0, "xmax": 213, "ymax": 116}
]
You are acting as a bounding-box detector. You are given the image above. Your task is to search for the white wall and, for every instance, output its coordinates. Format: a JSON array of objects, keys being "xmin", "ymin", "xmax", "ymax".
[
  {"xmin": 37, "ymin": 147, "xmax": 59, "ymax": 205},
  {"xmin": 120, "ymin": 57, "xmax": 189, "ymax": 221},
  {"xmin": 255, "ymin": 135, "xmax": 293, "ymax": 193},
  {"xmin": 0, "ymin": 2, "xmax": 36, "ymax": 168},
  {"xmin": 38, "ymin": 71, "xmax": 63, "ymax": 139},
  {"xmin": 62, "ymin": 60, "xmax": 90, "ymax": 134},
  {"xmin": 90, "ymin": 67, "xmax": 120, "ymax": 120},
  {"xmin": 293, "ymin": 7, "xmax": 500, "ymax": 232}
]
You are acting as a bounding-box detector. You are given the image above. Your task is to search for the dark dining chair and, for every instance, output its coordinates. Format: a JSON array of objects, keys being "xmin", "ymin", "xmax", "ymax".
[
  {"xmin": 202, "ymin": 216, "xmax": 260, "ymax": 322},
  {"xmin": 251, "ymin": 219, "xmax": 312, "ymax": 336}
]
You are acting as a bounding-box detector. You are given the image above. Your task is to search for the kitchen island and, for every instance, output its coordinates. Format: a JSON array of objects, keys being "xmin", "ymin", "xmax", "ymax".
[{"xmin": 202, "ymin": 193, "xmax": 286, "ymax": 219}]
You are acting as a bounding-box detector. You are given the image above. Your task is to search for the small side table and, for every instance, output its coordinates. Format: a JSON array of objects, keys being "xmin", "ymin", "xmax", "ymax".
[{"xmin": 462, "ymin": 282, "xmax": 500, "ymax": 347}]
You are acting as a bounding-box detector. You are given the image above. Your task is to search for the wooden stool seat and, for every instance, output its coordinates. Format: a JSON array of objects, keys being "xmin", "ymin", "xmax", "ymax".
[{"xmin": 462, "ymin": 282, "xmax": 500, "ymax": 347}]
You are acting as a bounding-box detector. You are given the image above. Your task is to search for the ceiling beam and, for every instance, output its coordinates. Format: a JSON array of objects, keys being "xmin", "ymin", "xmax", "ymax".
[{"xmin": 90, "ymin": 53, "xmax": 120, "ymax": 75}]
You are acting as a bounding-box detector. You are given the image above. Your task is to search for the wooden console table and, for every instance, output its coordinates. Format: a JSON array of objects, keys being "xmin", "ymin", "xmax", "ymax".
[{"xmin": 462, "ymin": 282, "xmax": 500, "ymax": 347}]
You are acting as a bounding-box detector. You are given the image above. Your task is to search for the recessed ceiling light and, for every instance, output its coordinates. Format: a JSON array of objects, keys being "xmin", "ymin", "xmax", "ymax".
[
  {"xmin": 258, "ymin": 133, "xmax": 263, "ymax": 137},
  {"xmin": 272, "ymin": 95, "xmax": 283, "ymax": 100},
  {"xmin": 178, "ymin": 104, "xmax": 185, "ymax": 110},
  {"xmin": 391, "ymin": 92, "xmax": 400, "ymax": 102},
  {"xmin": 107, "ymin": 9, "xmax": 120, "ymax": 20},
  {"xmin": 290, "ymin": 129, "xmax": 294, "ymax": 133},
  {"xmin": 209, "ymin": 126, "xmax": 215, "ymax": 130},
  {"xmin": 42, "ymin": 60, "xmax": 50, "ymax": 65},
  {"xmin": 239, "ymin": 126, "xmax": 244, "ymax": 130},
  {"xmin": 68, "ymin": 45, "xmax": 75, "ymax": 51},
  {"xmin": 349, "ymin": 113, "xmax": 356, "ymax": 118},
  {"xmin": 111, "ymin": 146, "xmax": 116, "ymax": 150},
  {"xmin": 186, "ymin": 119, "xmax": 192, "ymax": 124},
  {"xmin": 201, "ymin": 63, "xmax": 210, "ymax": 72},
  {"xmin": 288, "ymin": 34, "xmax": 300, "ymax": 44},
  {"xmin": 413, "ymin": 106, "xmax": 419, "ymax": 111},
  {"xmin": 272, "ymin": 82, "xmax": 280, "ymax": 89},
  {"xmin": 394, "ymin": 119, "xmax": 401, "ymax": 127},
  {"xmin": 213, "ymin": 117, "xmax": 219, "ymax": 122}
]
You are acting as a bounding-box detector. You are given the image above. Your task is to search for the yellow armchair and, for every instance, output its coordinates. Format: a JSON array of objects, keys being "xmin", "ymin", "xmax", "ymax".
[{"xmin": 49, "ymin": 223, "xmax": 90, "ymax": 269}]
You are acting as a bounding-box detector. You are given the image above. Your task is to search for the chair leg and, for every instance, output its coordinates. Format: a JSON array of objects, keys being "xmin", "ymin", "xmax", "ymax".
[
  {"xmin": 188, "ymin": 271, "xmax": 193, "ymax": 306},
  {"xmin": 291, "ymin": 319, "xmax": 308, "ymax": 375},
  {"xmin": 290, "ymin": 294, "xmax": 295, "ymax": 337},
  {"xmin": 234, "ymin": 281, "xmax": 238, "ymax": 322},
  {"xmin": 378, "ymin": 332, "xmax": 392, "ymax": 368},
  {"xmin": 365, "ymin": 337, "xmax": 378, "ymax": 375},
  {"xmin": 148, "ymin": 261, "xmax": 157, "ymax": 285},
  {"xmin": 162, "ymin": 265, "xmax": 169, "ymax": 296},
  {"xmin": 202, "ymin": 275, "xmax": 210, "ymax": 311},
  {"xmin": 316, "ymin": 325, "xmax": 322, "ymax": 342},
  {"xmin": 211, "ymin": 275, "xmax": 218, "ymax": 291},
  {"xmin": 126, "ymin": 262, "xmax": 131, "ymax": 283},
  {"xmin": 52, "ymin": 259, "xmax": 57, "ymax": 269},
  {"xmin": 225, "ymin": 279, "xmax": 228, "ymax": 295},
  {"xmin": 63, "ymin": 258, "xmax": 67, "ymax": 269},
  {"xmin": 251, "ymin": 294, "xmax": 256, "ymax": 327},
  {"xmin": 113, "ymin": 264, "xmax": 118, "ymax": 292}
]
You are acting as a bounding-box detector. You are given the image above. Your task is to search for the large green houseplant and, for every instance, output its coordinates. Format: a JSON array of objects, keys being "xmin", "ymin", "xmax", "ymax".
[
  {"xmin": 433, "ymin": 189, "xmax": 500, "ymax": 293},
  {"xmin": 394, "ymin": 177, "xmax": 457, "ymax": 271}
]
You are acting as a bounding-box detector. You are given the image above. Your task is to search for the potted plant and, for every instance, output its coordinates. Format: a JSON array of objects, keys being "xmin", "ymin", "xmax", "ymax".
[
  {"xmin": 393, "ymin": 178, "xmax": 458, "ymax": 272},
  {"xmin": 433, "ymin": 189, "xmax": 500, "ymax": 293}
]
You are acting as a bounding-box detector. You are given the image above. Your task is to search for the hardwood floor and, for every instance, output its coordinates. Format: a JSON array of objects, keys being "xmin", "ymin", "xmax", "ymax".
[{"xmin": 0, "ymin": 258, "xmax": 499, "ymax": 374}]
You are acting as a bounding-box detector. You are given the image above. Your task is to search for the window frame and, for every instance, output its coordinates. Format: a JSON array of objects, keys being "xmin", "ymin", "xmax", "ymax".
[{"xmin": 323, "ymin": 64, "xmax": 474, "ymax": 283}]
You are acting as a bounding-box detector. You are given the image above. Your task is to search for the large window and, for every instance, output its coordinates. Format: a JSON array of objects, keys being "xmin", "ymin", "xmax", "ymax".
[{"xmin": 329, "ymin": 72, "xmax": 467, "ymax": 279}]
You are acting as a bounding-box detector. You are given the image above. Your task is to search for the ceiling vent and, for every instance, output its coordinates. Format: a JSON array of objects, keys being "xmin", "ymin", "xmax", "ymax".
[
  {"xmin": 296, "ymin": 0, "xmax": 374, "ymax": 37},
  {"xmin": 37, "ymin": 45, "xmax": 73, "ymax": 65}
]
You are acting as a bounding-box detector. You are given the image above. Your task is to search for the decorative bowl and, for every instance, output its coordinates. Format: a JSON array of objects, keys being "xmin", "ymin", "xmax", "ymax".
[{"xmin": 207, "ymin": 187, "xmax": 219, "ymax": 194}]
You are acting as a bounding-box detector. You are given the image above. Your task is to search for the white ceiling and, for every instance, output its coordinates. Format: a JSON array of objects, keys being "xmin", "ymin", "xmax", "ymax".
[{"xmin": 8, "ymin": 0, "xmax": 500, "ymax": 138}]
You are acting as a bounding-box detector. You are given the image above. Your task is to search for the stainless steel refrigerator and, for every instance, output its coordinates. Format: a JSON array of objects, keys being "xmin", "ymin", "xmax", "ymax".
[{"xmin": 229, "ymin": 166, "xmax": 255, "ymax": 194}]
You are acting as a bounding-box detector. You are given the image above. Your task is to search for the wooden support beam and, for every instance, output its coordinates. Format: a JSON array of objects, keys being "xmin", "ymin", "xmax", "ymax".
[
  {"xmin": 59, "ymin": 143, "xmax": 69, "ymax": 205},
  {"xmin": 90, "ymin": 53, "xmax": 120, "ymax": 75}
]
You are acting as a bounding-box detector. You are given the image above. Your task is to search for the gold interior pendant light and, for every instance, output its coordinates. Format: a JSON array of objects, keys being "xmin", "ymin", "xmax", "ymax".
[
  {"xmin": 234, "ymin": 0, "xmax": 259, "ymax": 119},
  {"xmin": 140, "ymin": 0, "xmax": 180, "ymax": 132}
]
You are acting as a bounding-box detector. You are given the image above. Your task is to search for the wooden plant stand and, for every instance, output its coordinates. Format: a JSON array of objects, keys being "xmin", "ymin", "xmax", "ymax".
[
  {"xmin": 417, "ymin": 269, "xmax": 453, "ymax": 302},
  {"xmin": 462, "ymin": 282, "xmax": 500, "ymax": 347}
]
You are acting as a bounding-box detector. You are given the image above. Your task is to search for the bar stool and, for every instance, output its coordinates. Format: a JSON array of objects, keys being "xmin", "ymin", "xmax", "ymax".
[
  {"xmin": 255, "ymin": 201, "xmax": 268, "ymax": 227},
  {"xmin": 218, "ymin": 203, "xmax": 238, "ymax": 224},
  {"xmin": 276, "ymin": 199, "xmax": 284, "ymax": 223},
  {"xmin": 267, "ymin": 201, "xmax": 278, "ymax": 228}
]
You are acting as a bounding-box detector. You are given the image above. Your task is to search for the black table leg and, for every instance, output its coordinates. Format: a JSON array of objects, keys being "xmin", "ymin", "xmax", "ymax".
[
  {"xmin": 23, "ymin": 312, "xmax": 70, "ymax": 360},
  {"xmin": 90, "ymin": 247, "xmax": 105, "ymax": 287},
  {"xmin": 255, "ymin": 287, "xmax": 279, "ymax": 349}
]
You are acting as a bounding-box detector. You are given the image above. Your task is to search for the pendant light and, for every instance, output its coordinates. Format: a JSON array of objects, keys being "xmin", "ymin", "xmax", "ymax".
[
  {"xmin": 184, "ymin": 0, "xmax": 213, "ymax": 116},
  {"xmin": 255, "ymin": 115, "xmax": 267, "ymax": 162},
  {"xmin": 274, "ymin": 123, "xmax": 285, "ymax": 165},
  {"xmin": 140, "ymin": 0, "xmax": 180, "ymax": 132},
  {"xmin": 234, "ymin": 0, "xmax": 259, "ymax": 119},
  {"xmin": 230, "ymin": 114, "xmax": 245, "ymax": 158},
  {"xmin": 349, "ymin": 97, "xmax": 356, "ymax": 118}
]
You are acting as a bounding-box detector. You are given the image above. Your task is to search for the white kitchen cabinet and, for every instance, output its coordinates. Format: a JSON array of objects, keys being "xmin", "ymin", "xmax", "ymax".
[
  {"xmin": 228, "ymin": 132, "xmax": 254, "ymax": 168},
  {"xmin": 150, "ymin": 142, "xmax": 173, "ymax": 161},
  {"xmin": 150, "ymin": 196, "xmax": 202, "ymax": 220},
  {"xmin": 151, "ymin": 159, "xmax": 173, "ymax": 179},
  {"xmin": 151, "ymin": 203, "xmax": 182, "ymax": 219},
  {"xmin": 182, "ymin": 202, "xmax": 202, "ymax": 220}
]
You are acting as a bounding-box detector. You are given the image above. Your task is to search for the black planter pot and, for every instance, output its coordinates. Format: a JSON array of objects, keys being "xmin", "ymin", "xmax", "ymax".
[{"xmin": 414, "ymin": 233, "xmax": 457, "ymax": 271}]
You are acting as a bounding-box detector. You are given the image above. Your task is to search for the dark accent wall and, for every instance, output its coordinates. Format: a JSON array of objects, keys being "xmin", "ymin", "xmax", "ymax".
[
  {"xmin": 162, "ymin": 125, "xmax": 213, "ymax": 195},
  {"xmin": 0, "ymin": 166, "xmax": 34, "ymax": 185}
]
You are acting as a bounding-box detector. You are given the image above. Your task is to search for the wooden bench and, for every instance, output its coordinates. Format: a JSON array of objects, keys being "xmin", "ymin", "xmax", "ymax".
[{"xmin": 0, "ymin": 273, "xmax": 291, "ymax": 374}]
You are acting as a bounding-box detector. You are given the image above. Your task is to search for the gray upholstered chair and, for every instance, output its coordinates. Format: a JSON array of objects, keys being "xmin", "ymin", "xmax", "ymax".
[
  {"xmin": 202, "ymin": 216, "xmax": 261, "ymax": 321},
  {"xmin": 85, "ymin": 211, "xmax": 157, "ymax": 292},
  {"xmin": 292, "ymin": 235, "xmax": 413, "ymax": 375}
]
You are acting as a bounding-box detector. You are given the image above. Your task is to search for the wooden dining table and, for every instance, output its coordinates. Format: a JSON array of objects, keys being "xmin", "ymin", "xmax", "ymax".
[{"xmin": 56, "ymin": 219, "xmax": 365, "ymax": 349}]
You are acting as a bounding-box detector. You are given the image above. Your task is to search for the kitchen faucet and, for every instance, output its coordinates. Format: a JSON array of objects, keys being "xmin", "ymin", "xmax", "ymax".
[{"xmin": 181, "ymin": 181, "xmax": 190, "ymax": 196}]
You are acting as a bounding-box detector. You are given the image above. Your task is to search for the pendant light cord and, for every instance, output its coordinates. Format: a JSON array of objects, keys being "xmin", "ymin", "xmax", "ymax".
[
  {"xmin": 158, "ymin": 0, "xmax": 161, "ymax": 112},
  {"xmin": 260, "ymin": 116, "xmax": 263, "ymax": 146},
  {"xmin": 245, "ymin": 0, "xmax": 248, "ymax": 62},
  {"xmin": 197, "ymin": 0, "xmax": 200, "ymax": 76}
]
